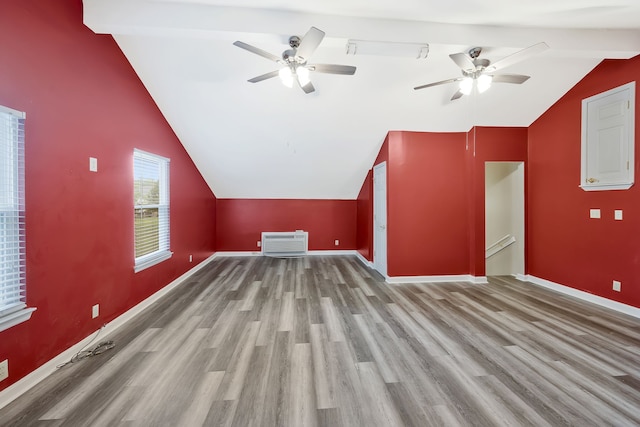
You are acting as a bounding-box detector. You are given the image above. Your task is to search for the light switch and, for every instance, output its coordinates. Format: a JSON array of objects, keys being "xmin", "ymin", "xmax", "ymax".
[
  {"xmin": 589, "ymin": 209, "xmax": 601, "ymax": 219},
  {"xmin": 614, "ymin": 210, "xmax": 623, "ymax": 220},
  {"xmin": 89, "ymin": 157, "xmax": 98, "ymax": 172}
]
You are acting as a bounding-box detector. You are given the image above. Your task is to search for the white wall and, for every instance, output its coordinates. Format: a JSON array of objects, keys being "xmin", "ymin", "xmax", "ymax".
[{"xmin": 485, "ymin": 162, "xmax": 524, "ymax": 276}]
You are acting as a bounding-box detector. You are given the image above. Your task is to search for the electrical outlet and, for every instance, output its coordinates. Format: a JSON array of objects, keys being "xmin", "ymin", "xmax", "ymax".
[
  {"xmin": 613, "ymin": 280, "xmax": 621, "ymax": 292},
  {"xmin": 334, "ymin": 239, "xmax": 339, "ymax": 246},
  {"xmin": 92, "ymin": 304, "xmax": 99, "ymax": 319},
  {"xmin": 0, "ymin": 359, "xmax": 8, "ymax": 382},
  {"xmin": 614, "ymin": 210, "xmax": 623, "ymax": 220},
  {"xmin": 189, "ymin": 254, "xmax": 193, "ymax": 263},
  {"xmin": 89, "ymin": 157, "xmax": 98, "ymax": 172},
  {"xmin": 589, "ymin": 209, "xmax": 601, "ymax": 219},
  {"xmin": 257, "ymin": 241, "xmax": 261, "ymax": 247}
]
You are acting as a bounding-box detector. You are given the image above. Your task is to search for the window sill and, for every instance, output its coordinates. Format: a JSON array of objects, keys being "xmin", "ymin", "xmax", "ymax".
[
  {"xmin": 0, "ymin": 306, "xmax": 37, "ymax": 333},
  {"xmin": 134, "ymin": 250, "xmax": 173, "ymax": 273}
]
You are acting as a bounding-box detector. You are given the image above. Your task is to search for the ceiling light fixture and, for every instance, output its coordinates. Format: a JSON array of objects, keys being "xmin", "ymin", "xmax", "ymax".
[
  {"xmin": 459, "ymin": 78, "xmax": 473, "ymax": 95},
  {"xmin": 477, "ymin": 74, "xmax": 493, "ymax": 93},
  {"xmin": 296, "ymin": 67, "xmax": 310, "ymax": 86},
  {"xmin": 278, "ymin": 67, "xmax": 294, "ymax": 88}
]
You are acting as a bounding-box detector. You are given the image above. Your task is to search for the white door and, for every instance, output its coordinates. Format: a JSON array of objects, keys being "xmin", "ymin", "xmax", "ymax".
[
  {"xmin": 485, "ymin": 162, "xmax": 525, "ymax": 277},
  {"xmin": 373, "ymin": 162, "xmax": 387, "ymax": 276}
]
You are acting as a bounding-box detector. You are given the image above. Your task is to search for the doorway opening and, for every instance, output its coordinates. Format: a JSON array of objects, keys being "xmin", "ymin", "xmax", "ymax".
[
  {"xmin": 485, "ymin": 162, "xmax": 525, "ymax": 277},
  {"xmin": 373, "ymin": 162, "xmax": 387, "ymax": 277}
]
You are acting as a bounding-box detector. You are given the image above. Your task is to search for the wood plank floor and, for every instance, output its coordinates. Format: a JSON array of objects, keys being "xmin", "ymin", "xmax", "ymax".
[{"xmin": 2, "ymin": 256, "xmax": 640, "ymax": 426}]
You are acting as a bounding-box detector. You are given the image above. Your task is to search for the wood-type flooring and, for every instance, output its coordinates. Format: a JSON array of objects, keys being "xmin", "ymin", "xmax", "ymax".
[{"xmin": 1, "ymin": 255, "xmax": 639, "ymax": 426}]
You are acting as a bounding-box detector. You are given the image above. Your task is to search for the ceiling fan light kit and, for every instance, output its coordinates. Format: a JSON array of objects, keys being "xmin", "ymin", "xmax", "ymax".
[
  {"xmin": 233, "ymin": 26, "xmax": 356, "ymax": 94},
  {"xmin": 460, "ymin": 77, "xmax": 473, "ymax": 95},
  {"xmin": 477, "ymin": 74, "xmax": 493, "ymax": 93},
  {"xmin": 295, "ymin": 66, "xmax": 310, "ymax": 86},
  {"xmin": 415, "ymin": 42, "xmax": 549, "ymax": 100},
  {"xmin": 278, "ymin": 67, "xmax": 294, "ymax": 87}
]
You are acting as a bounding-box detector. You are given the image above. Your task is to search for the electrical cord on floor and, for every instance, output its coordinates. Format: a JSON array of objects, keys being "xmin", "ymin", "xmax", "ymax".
[{"xmin": 57, "ymin": 324, "xmax": 116, "ymax": 369}]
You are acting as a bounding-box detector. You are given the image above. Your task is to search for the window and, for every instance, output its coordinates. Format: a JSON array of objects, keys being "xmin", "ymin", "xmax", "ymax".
[
  {"xmin": 133, "ymin": 149, "xmax": 171, "ymax": 272},
  {"xmin": 581, "ymin": 81, "xmax": 635, "ymax": 191},
  {"xmin": 0, "ymin": 105, "xmax": 35, "ymax": 332}
]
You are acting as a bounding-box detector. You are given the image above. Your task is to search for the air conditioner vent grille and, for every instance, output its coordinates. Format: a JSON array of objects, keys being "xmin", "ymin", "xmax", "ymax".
[{"xmin": 261, "ymin": 231, "xmax": 308, "ymax": 257}]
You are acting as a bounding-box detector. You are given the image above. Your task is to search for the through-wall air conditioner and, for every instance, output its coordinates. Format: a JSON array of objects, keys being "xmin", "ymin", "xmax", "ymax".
[{"xmin": 261, "ymin": 231, "xmax": 308, "ymax": 257}]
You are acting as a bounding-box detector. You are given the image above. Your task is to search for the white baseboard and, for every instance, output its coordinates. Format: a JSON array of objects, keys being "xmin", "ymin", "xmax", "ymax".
[
  {"xmin": 351, "ymin": 253, "xmax": 487, "ymax": 284},
  {"xmin": 0, "ymin": 253, "xmax": 217, "ymax": 411},
  {"xmin": 307, "ymin": 250, "xmax": 356, "ymax": 256},
  {"xmin": 212, "ymin": 251, "xmax": 262, "ymax": 258},
  {"xmin": 387, "ymin": 274, "xmax": 488, "ymax": 284},
  {"xmin": 354, "ymin": 251, "xmax": 374, "ymax": 268},
  {"xmin": 213, "ymin": 250, "xmax": 360, "ymax": 258},
  {"xmin": 525, "ymin": 275, "xmax": 640, "ymax": 319}
]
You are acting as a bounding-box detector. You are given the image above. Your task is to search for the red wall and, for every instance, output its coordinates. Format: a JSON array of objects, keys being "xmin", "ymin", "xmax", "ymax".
[
  {"xmin": 356, "ymin": 170, "xmax": 373, "ymax": 261},
  {"xmin": 0, "ymin": 0, "xmax": 216, "ymax": 391},
  {"xmin": 528, "ymin": 56, "xmax": 640, "ymax": 308},
  {"xmin": 361, "ymin": 129, "xmax": 528, "ymax": 278},
  {"xmin": 216, "ymin": 199, "xmax": 356, "ymax": 251},
  {"xmin": 386, "ymin": 131, "xmax": 469, "ymax": 276}
]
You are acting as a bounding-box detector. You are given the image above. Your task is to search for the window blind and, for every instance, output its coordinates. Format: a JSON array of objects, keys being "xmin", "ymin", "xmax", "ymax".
[
  {"xmin": 133, "ymin": 149, "xmax": 171, "ymax": 272},
  {"xmin": 0, "ymin": 107, "xmax": 26, "ymax": 320}
]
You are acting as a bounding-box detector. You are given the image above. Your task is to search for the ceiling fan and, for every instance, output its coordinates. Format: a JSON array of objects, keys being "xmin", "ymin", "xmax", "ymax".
[
  {"xmin": 414, "ymin": 42, "xmax": 549, "ymax": 100},
  {"xmin": 233, "ymin": 27, "xmax": 356, "ymax": 94}
]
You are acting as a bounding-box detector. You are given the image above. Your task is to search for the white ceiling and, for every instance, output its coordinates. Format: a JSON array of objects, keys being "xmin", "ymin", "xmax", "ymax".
[{"xmin": 83, "ymin": 0, "xmax": 640, "ymax": 199}]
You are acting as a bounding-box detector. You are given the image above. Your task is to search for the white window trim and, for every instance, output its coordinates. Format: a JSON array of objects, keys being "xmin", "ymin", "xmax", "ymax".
[
  {"xmin": 0, "ymin": 105, "xmax": 36, "ymax": 332},
  {"xmin": 133, "ymin": 149, "xmax": 172, "ymax": 272},
  {"xmin": 0, "ymin": 304, "xmax": 37, "ymax": 333},
  {"xmin": 134, "ymin": 250, "xmax": 173, "ymax": 273}
]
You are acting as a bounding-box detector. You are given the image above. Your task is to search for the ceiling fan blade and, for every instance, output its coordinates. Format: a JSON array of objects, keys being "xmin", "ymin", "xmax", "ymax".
[
  {"xmin": 233, "ymin": 41, "xmax": 281, "ymax": 63},
  {"xmin": 449, "ymin": 53, "xmax": 475, "ymax": 71},
  {"xmin": 301, "ymin": 81, "xmax": 315, "ymax": 94},
  {"xmin": 308, "ymin": 64, "xmax": 356, "ymax": 75},
  {"xmin": 485, "ymin": 42, "xmax": 549, "ymax": 73},
  {"xmin": 414, "ymin": 77, "xmax": 464, "ymax": 90},
  {"xmin": 451, "ymin": 90, "xmax": 464, "ymax": 101},
  {"xmin": 247, "ymin": 70, "xmax": 280, "ymax": 83},
  {"xmin": 295, "ymin": 27, "xmax": 325, "ymax": 63},
  {"xmin": 491, "ymin": 74, "xmax": 531, "ymax": 84}
]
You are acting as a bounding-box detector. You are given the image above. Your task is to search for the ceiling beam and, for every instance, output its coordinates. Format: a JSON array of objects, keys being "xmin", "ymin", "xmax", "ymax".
[{"xmin": 84, "ymin": 0, "xmax": 640, "ymax": 59}]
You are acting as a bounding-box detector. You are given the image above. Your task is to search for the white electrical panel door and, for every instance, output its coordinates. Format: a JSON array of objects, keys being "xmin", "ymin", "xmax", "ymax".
[{"xmin": 581, "ymin": 81, "xmax": 635, "ymax": 191}]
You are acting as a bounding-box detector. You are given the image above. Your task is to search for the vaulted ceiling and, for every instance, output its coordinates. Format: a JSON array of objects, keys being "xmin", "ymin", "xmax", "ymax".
[{"xmin": 83, "ymin": 0, "xmax": 640, "ymax": 199}]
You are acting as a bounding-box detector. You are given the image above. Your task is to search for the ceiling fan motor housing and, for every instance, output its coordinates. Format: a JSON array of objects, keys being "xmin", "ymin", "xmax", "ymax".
[
  {"xmin": 288, "ymin": 35, "xmax": 301, "ymax": 48},
  {"xmin": 468, "ymin": 46, "xmax": 482, "ymax": 59}
]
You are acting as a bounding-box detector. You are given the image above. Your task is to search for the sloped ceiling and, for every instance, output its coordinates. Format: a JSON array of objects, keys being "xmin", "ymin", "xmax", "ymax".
[{"xmin": 83, "ymin": 0, "xmax": 640, "ymax": 199}]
